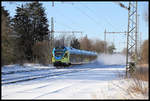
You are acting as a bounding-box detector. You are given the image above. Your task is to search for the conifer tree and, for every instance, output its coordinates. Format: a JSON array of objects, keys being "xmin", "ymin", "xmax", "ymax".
[
  {"xmin": 12, "ymin": 2, "xmax": 49, "ymax": 62},
  {"xmin": 1, "ymin": 7, "xmax": 15, "ymax": 66},
  {"xmin": 71, "ymin": 38, "xmax": 80, "ymax": 49}
]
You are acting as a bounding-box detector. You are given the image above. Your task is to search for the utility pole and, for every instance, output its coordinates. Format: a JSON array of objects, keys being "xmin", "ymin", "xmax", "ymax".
[
  {"xmin": 51, "ymin": 17, "xmax": 54, "ymax": 48},
  {"xmin": 126, "ymin": 2, "xmax": 138, "ymax": 75},
  {"xmin": 48, "ymin": 1, "xmax": 55, "ymax": 64},
  {"xmin": 135, "ymin": 2, "xmax": 138, "ymax": 62},
  {"xmin": 50, "ymin": 17, "xmax": 54, "ymax": 63},
  {"xmin": 116, "ymin": 2, "xmax": 138, "ymax": 77},
  {"xmin": 104, "ymin": 29, "xmax": 106, "ymax": 54},
  {"xmin": 137, "ymin": 14, "xmax": 140, "ymax": 58}
]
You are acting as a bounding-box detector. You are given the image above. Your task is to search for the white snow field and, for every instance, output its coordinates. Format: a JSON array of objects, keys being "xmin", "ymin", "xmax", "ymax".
[{"xmin": 1, "ymin": 54, "xmax": 148, "ymax": 99}]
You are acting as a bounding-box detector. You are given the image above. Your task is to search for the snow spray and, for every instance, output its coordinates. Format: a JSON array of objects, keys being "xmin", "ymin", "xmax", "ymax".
[{"xmin": 97, "ymin": 53, "xmax": 126, "ymax": 65}]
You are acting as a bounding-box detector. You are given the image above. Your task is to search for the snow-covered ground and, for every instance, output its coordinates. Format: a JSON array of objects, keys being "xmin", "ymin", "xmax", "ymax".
[{"xmin": 1, "ymin": 54, "xmax": 148, "ymax": 99}]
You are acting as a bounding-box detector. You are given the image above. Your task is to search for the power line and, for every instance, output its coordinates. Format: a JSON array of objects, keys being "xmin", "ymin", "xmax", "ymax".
[
  {"xmin": 80, "ymin": 3, "xmax": 119, "ymax": 31},
  {"xmin": 55, "ymin": 19, "xmax": 74, "ymax": 30},
  {"xmin": 52, "ymin": 3, "xmax": 84, "ymax": 31},
  {"xmin": 71, "ymin": 3, "xmax": 104, "ymax": 30},
  {"xmin": 52, "ymin": 10, "xmax": 75, "ymax": 30}
]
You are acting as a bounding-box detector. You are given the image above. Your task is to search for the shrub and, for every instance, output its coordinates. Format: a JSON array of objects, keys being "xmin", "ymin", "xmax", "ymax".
[
  {"xmin": 32, "ymin": 40, "xmax": 51, "ymax": 65},
  {"xmin": 141, "ymin": 40, "xmax": 149, "ymax": 64}
]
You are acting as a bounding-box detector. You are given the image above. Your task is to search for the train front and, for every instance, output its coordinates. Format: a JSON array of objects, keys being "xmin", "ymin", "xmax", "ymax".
[{"xmin": 52, "ymin": 47, "xmax": 70, "ymax": 66}]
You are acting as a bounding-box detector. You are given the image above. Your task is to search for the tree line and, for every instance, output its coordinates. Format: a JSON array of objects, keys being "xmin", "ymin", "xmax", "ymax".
[{"xmin": 53, "ymin": 34, "xmax": 116, "ymax": 54}]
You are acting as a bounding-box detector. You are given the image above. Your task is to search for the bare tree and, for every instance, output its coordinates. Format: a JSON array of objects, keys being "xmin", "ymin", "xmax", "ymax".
[
  {"xmin": 141, "ymin": 40, "xmax": 149, "ymax": 64},
  {"xmin": 121, "ymin": 48, "xmax": 127, "ymax": 55},
  {"xmin": 92, "ymin": 39, "xmax": 106, "ymax": 53},
  {"xmin": 79, "ymin": 35, "xmax": 92, "ymax": 51}
]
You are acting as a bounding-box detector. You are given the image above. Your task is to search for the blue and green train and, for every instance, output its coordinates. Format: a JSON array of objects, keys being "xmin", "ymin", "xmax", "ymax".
[{"xmin": 52, "ymin": 46, "xmax": 97, "ymax": 67}]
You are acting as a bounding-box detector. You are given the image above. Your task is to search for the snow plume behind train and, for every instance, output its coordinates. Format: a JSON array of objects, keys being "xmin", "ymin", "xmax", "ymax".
[{"xmin": 97, "ymin": 53, "xmax": 126, "ymax": 65}]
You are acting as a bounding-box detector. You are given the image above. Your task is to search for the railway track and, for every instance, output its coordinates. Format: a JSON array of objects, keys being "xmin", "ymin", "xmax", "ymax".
[
  {"xmin": 2, "ymin": 68, "xmax": 53, "ymax": 75},
  {"xmin": 2, "ymin": 66, "xmax": 91, "ymax": 85}
]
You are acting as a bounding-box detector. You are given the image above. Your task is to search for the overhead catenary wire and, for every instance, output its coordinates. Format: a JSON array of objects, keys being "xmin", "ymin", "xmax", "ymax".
[
  {"xmin": 52, "ymin": 10, "xmax": 75, "ymax": 31},
  {"xmin": 55, "ymin": 18, "xmax": 74, "ymax": 30},
  {"xmin": 80, "ymin": 3, "xmax": 119, "ymax": 31},
  {"xmin": 52, "ymin": 3, "xmax": 84, "ymax": 31},
  {"xmin": 57, "ymin": 2, "xmax": 103, "ymax": 38},
  {"xmin": 71, "ymin": 2, "xmax": 104, "ymax": 31}
]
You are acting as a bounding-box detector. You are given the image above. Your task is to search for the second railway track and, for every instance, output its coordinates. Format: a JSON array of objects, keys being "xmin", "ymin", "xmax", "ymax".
[{"xmin": 2, "ymin": 66, "xmax": 92, "ymax": 85}]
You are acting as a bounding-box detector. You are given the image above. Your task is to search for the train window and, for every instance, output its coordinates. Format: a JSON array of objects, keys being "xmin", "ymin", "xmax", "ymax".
[
  {"xmin": 64, "ymin": 53, "xmax": 68, "ymax": 58},
  {"xmin": 55, "ymin": 50, "xmax": 64, "ymax": 57}
]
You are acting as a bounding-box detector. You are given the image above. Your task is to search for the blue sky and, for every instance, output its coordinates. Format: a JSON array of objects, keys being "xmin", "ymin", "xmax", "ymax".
[{"xmin": 2, "ymin": 1, "xmax": 148, "ymax": 52}]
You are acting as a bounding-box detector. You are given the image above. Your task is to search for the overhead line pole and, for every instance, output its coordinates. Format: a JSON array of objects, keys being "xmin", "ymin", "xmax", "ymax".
[
  {"xmin": 116, "ymin": 2, "xmax": 138, "ymax": 77},
  {"xmin": 49, "ymin": 17, "xmax": 54, "ymax": 63},
  {"xmin": 50, "ymin": 2, "xmax": 54, "ymax": 64},
  {"xmin": 104, "ymin": 29, "xmax": 106, "ymax": 54}
]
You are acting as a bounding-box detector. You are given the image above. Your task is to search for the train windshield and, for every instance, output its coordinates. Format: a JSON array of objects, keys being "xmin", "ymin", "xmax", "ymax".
[{"xmin": 54, "ymin": 49, "xmax": 64, "ymax": 57}]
